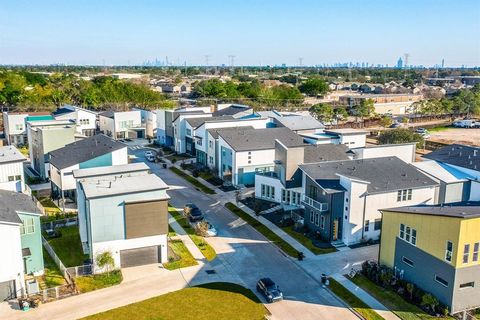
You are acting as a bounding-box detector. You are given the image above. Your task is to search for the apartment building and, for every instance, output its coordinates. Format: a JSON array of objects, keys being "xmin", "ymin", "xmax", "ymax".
[
  {"xmin": 0, "ymin": 146, "xmax": 26, "ymax": 192},
  {"xmin": 339, "ymin": 93, "xmax": 423, "ymax": 115},
  {"xmin": 74, "ymin": 163, "xmax": 169, "ymax": 272},
  {"xmin": 53, "ymin": 105, "xmax": 97, "ymax": 137},
  {"xmin": 380, "ymin": 202, "xmax": 480, "ymax": 315},
  {"xmin": 49, "ymin": 134, "xmax": 128, "ymax": 203},
  {"xmin": 2, "ymin": 112, "xmax": 53, "ymax": 146},
  {"xmin": 99, "ymin": 110, "xmax": 145, "ymax": 140},
  {"xmin": 299, "ymin": 157, "xmax": 438, "ymax": 245}
]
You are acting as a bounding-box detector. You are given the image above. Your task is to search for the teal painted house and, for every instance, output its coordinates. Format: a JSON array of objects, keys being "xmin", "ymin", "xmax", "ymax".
[
  {"xmin": 49, "ymin": 134, "xmax": 128, "ymax": 203},
  {"xmin": 19, "ymin": 212, "xmax": 44, "ymax": 275}
]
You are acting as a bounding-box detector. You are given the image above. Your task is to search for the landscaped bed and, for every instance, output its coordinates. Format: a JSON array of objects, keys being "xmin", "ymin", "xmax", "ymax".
[
  {"xmin": 38, "ymin": 196, "xmax": 62, "ymax": 215},
  {"xmin": 282, "ymin": 225, "xmax": 336, "ymax": 255},
  {"xmin": 225, "ymin": 202, "xmax": 300, "ymax": 258},
  {"xmin": 40, "ymin": 248, "xmax": 66, "ymax": 289},
  {"xmin": 81, "ymin": 282, "xmax": 268, "ymax": 320},
  {"xmin": 168, "ymin": 206, "xmax": 216, "ymax": 261},
  {"xmin": 46, "ymin": 226, "xmax": 89, "ymax": 267},
  {"xmin": 170, "ymin": 167, "xmax": 216, "ymax": 194},
  {"xmin": 328, "ymin": 278, "xmax": 385, "ymax": 320},
  {"xmin": 76, "ymin": 270, "xmax": 123, "ymax": 293},
  {"xmin": 163, "ymin": 239, "xmax": 198, "ymax": 270}
]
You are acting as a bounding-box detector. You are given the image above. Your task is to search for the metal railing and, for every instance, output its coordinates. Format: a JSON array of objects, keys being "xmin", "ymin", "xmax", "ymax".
[{"xmin": 301, "ymin": 195, "xmax": 329, "ymax": 212}]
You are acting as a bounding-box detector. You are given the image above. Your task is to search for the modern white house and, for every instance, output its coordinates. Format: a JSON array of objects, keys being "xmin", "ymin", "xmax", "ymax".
[
  {"xmin": 49, "ymin": 134, "xmax": 128, "ymax": 203},
  {"xmin": 74, "ymin": 163, "xmax": 170, "ymax": 272},
  {"xmin": 173, "ymin": 111, "xmax": 213, "ymax": 153},
  {"xmin": 299, "ymin": 157, "xmax": 438, "ymax": 246},
  {"xmin": 422, "ymin": 144, "xmax": 480, "ymax": 201},
  {"xmin": 214, "ymin": 127, "xmax": 305, "ymax": 186},
  {"xmin": 301, "ymin": 128, "xmax": 369, "ymax": 148},
  {"xmin": 2, "ymin": 112, "xmax": 54, "ymax": 146},
  {"xmin": 99, "ymin": 110, "xmax": 145, "ymax": 140},
  {"xmin": 0, "ymin": 146, "xmax": 26, "ymax": 192},
  {"xmin": 0, "ymin": 191, "xmax": 43, "ymax": 301},
  {"xmin": 53, "ymin": 105, "xmax": 97, "ymax": 137},
  {"xmin": 258, "ymin": 110, "xmax": 325, "ymax": 134},
  {"xmin": 27, "ymin": 119, "xmax": 76, "ymax": 179}
]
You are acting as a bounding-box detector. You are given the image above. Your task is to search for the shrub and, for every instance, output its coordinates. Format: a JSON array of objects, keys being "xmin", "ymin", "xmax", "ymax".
[
  {"xmin": 171, "ymin": 158, "xmax": 177, "ymax": 164},
  {"xmin": 192, "ymin": 170, "xmax": 199, "ymax": 178},
  {"xmin": 421, "ymin": 293, "xmax": 439, "ymax": 314},
  {"xmin": 437, "ymin": 303, "xmax": 449, "ymax": 317}
]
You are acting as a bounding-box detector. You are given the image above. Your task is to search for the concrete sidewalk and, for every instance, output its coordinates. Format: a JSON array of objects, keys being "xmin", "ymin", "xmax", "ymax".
[
  {"xmin": 332, "ymin": 274, "xmax": 400, "ymax": 320},
  {"xmin": 168, "ymin": 212, "xmax": 206, "ymax": 263}
]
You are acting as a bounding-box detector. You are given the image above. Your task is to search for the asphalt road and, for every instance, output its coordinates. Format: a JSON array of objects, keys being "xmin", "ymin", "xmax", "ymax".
[{"xmin": 130, "ymin": 148, "xmax": 359, "ymax": 320}]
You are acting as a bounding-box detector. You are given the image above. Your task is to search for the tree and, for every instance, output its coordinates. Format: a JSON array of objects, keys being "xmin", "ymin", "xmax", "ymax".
[
  {"xmin": 95, "ymin": 251, "xmax": 115, "ymax": 275},
  {"xmin": 194, "ymin": 221, "xmax": 210, "ymax": 237},
  {"xmin": 299, "ymin": 78, "xmax": 329, "ymax": 96},
  {"xmin": 378, "ymin": 116, "xmax": 393, "ymax": 128},
  {"xmin": 355, "ymin": 98, "xmax": 375, "ymax": 120},
  {"xmin": 421, "ymin": 293, "xmax": 439, "ymax": 313},
  {"xmin": 334, "ymin": 107, "xmax": 349, "ymax": 121},
  {"xmin": 378, "ymin": 128, "xmax": 424, "ymax": 147},
  {"xmin": 310, "ymin": 103, "xmax": 334, "ymax": 122}
]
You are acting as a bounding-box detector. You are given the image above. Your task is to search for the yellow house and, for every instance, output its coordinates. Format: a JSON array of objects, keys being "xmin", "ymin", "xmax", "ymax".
[{"xmin": 380, "ymin": 202, "xmax": 480, "ymax": 315}]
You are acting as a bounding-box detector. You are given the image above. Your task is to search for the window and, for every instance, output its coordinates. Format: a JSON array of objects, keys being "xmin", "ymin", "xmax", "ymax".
[
  {"xmin": 459, "ymin": 282, "xmax": 475, "ymax": 289},
  {"xmin": 320, "ymin": 216, "xmax": 325, "ymax": 229},
  {"xmin": 400, "ymin": 224, "xmax": 405, "ymax": 239},
  {"xmin": 197, "ymin": 139, "xmax": 202, "ymax": 146},
  {"xmin": 402, "ymin": 256, "xmax": 414, "ymax": 267},
  {"xmin": 209, "ymin": 156, "xmax": 213, "ymax": 164},
  {"xmin": 411, "ymin": 229, "xmax": 417, "ymax": 246},
  {"xmin": 310, "ymin": 211, "xmax": 314, "ymax": 223},
  {"xmin": 397, "ymin": 189, "xmax": 413, "ymax": 202},
  {"xmin": 374, "ymin": 219, "xmax": 382, "ymax": 231},
  {"xmin": 8, "ymin": 176, "xmax": 15, "ymax": 182},
  {"xmin": 15, "ymin": 124, "xmax": 24, "ymax": 131},
  {"xmin": 445, "ymin": 241, "xmax": 453, "ymax": 262},
  {"xmin": 292, "ymin": 192, "xmax": 297, "ymax": 205},
  {"xmin": 209, "ymin": 141, "xmax": 213, "ymax": 148},
  {"xmin": 15, "ymin": 175, "xmax": 21, "ymax": 180},
  {"xmin": 315, "ymin": 213, "xmax": 319, "ymax": 226},
  {"xmin": 405, "ymin": 226, "xmax": 411, "ymax": 242},
  {"xmin": 463, "ymin": 244, "xmax": 470, "ymax": 264},
  {"xmin": 79, "ymin": 119, "xmax": 90, "ymax": 125},
  {"xmin": 20, "ymin": 217, "xmax": 35, "ymax": 235},
  {"xmin": 282, "ymin": 189, "xmax": 286, "ymax": 202},
  {"xmin": 186, "ymin": 129, "xmax": 192, "ymax": 136},
  {"xmin": 473, "ymin": 242, "xmax": 479, "ymax": 262},
  {"xmin": 248, "ymin": 160, "xmax": 251, "ymax": 164},
  {"xmin": 261, "ymin": 185, "xmax": 275, "ymax": 200},
  {"xmin": 435, "ymin": 275, "xmax": 449, "ymax": 287},
  {"xmin": 309, "ymin": 186, "xmax": 317, "ymax": 199},
  {"xmin": 364, "ymin": 220, "xmax": 370, "ymax": 232},
  {"xmin": 261, "ymin": 184, "xmax": 266, "ymax": 197}
]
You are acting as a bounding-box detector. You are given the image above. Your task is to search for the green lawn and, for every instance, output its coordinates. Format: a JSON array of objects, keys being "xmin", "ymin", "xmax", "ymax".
[
  {"xmin": 46, "ymin": 226, "xmax": 89, "ymax": 267},
  {"xmin": 38, "ymin": 196, "xmax": 62, "ymax": 215},
  {"xmin": 81, "ymin": 282, "xmax": 268, "ymax": 320},
  {"xmin": 76, "ymin": 270, "xmax": 123, "ymax": 293},
  {"xmin": 168, "ymin": 206, "xmax": 216, "ymax": 261},
  {"xmin": 163, "ymin": 239, "xmax": 198, "ymax": 270},
  {"xmin": 328, "ymin": 278, "xmax": 385, "ymax": 320},
  {"xmin": 225, "ymin": 202, "xmax": 300, "ymax": 258},
  {"xmin": 40, "ymin": 248, "xmax": 66, "ymax": 289},
  {"xmin": 170, "ymin": 167, "xmax": 216, "ymax": 194},
  {"xmin": 282, "ymin": 225, "xmax": 337, "ymax": 255},
  {"xmin": 351, "ymin": 274, "xmax": 452, "ymax": 320},
  {"xmin": 168, "ymin": 225, "xmax": 176, "ymax": 237}
]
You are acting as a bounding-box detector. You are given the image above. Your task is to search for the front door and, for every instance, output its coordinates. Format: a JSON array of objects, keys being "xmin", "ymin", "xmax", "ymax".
[{"xmin": 332, "ymin": 218, "xmax": 339, "ymax": 241}]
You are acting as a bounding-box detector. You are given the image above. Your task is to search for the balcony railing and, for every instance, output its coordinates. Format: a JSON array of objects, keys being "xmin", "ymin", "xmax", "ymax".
[{"xmin": 302, "ymin": 195, "xmax": 329, "ymax": 212}]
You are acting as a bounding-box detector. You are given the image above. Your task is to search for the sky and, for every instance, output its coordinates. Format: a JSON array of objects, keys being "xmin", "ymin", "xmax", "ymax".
[{"xmin": 0, "ymin": 0, "xmax": 479, "ymax": 67}]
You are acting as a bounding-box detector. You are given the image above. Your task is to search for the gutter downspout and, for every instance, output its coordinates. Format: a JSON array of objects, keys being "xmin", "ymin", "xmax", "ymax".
[{"xmin": 361, "ymin": 192, "xmax": 368, "ymax": 240}]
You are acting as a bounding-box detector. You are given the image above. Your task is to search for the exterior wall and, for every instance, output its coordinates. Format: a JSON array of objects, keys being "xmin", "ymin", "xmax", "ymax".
[
  {"xmin": 18, "ymin": 213, "xmax": 44, "ymax": 276},
  {"xmin": 3, "ymin": 113, "xmax": 28, "ymax": 146},
  {"xmin": 76, "ymin": 109, "xmax": 97, "ymax": 136},
  {"xmin": 445, "ymin": 164, "xmax": 480, "ymax": 180},
  {"xmin": 452, "ymin": 264, "xmax": 480, "ymax": 313},
  {"xmin": 111, "ymin": 147, "xmax": 128, "ymax": 165},
  {"xmin": 255, "ymin": 175, "xmax": 284, "ymax": 203},
  {"xmin": 338, "ymin": 134, "xmax": 367, "ymax": 148},
  {"xmin": 374, "ymin": 102, "xmax": 412, "ymax": 115},
  {"xmin": 355, "ymin": 144, "xmax": 416, "ymax": 163},
  {"xmin": 92, "ymin": 234, "xmax": 167, "ymax": 272},
  {"xmin": 442, "ymin": 182, "xmax": 469, "ymax": 204},
  {"xmin": 206, "ymin": 132, "xmax": 217, "ymax": 170},
  {"xmin": 99, "ymin": 116, "xmax": 115, "ymax": 138},
  {"xmin": 0, "ymin": 222, "xmax": 25, "ymax": 298},
  {"xmin": 235, "ymin": 149, "xmax": 276, "ymax": 185},
  {"xmin": 173, "ymin": 114, "xmax": 211, "ymax": 153},
  {"xmin": 114, "ymin": 111, "xmax": 142, "ymax": 135},
  {"xmin": 0, "ymin": 161, "xmax": 25, "ymax": 192},
  {"xmin": 470, "ymin": 181, "xmax": 480, "ymax": 201}
]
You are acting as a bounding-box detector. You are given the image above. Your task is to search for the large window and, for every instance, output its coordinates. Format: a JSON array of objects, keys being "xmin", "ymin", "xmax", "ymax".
[
  {"xmin": 397, "ymin": 189, "xmax": 412, "ymax": 202},
  {"xmin": 473, "ymin": 242, "xmax": 479, "ymax": 262},
  {"xmin": 20, "ymin": 217, "xmax": 35, "ymax": 235},
  {"xmin": 320, "ymin": 216, "xmax": 325, "ymax": 229},
  {"xmin": 309, "ymin": 185, "xmax": 317, "ymax": 199},
  {"xmin": 261, "ymin": 184, "xmax": 275, "ymax": 200},
  {"xmin": 400, "ymin": 224, "xmax": 405, "ymax": 239},
  {"xmin": 435, "ymin": 275, "xmax": 449, "ymax": 287},
  {"xmin": 459, "ymin": 282, "xmax": 475, "ymax": 289},
  {"xmin": 399, "ymin": 223, "xmax": 416, "ymax": 246},
  {"xmin": 186, "ymin": 128, "xmax": 192, "ymax": 136},
  {"xmin": 374, "ymin": 219, "xmax": 382, "ymax": 231},
  {"xmin": 445, "ymin": 241, "xmax": 453, "ymax": 262},
  {"xmin": 463, "ymin": 244, "xmax": 470, "ymax": 264}
]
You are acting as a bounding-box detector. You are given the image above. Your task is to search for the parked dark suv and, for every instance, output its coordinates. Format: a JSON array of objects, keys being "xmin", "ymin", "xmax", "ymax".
[
  {"xmin": 256, "ymin": 278, "xmax": 283, "ymax": 303},
  {"xmin": 183, "ymin": 203, "xmax": 204, "ymax": 222}
]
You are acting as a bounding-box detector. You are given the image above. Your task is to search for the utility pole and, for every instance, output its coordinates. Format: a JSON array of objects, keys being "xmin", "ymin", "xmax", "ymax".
[
  {"xmin": 204, "ymin": 55, "xmax": 210, "ymax": 74},
  {"xmin": 298, "ymin": 57, "xmax": 303, "ymax": 67}
]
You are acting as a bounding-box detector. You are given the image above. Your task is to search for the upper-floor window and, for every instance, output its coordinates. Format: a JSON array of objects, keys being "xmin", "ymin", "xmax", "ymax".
[
  {"xmin": 364, "ymin": 220, "xmax": 370, "ymax": 232},
  {"xmin": 15, "ymin": 124, "xmax": 24, "ymax": 131},
  {"xmin": 374, "ymin": 219, "xmax": 382, "ymax": 231},
  {"xmin": 473, "ymin": 242, "xmax": 479, "ymax": 262},
  {"xmin": 119, "ymin": 120, "xmax": 134, "ymax": 129},
  {"xmin": 20, "ymin": 217, "xmax": 35, "ymax": 235},
  {"xmin": 79, "ymin": 119, "xmax": 90, "ymax": 125},
  {"xmin": 397, "ymin": 189, "xmax": 412, "ymax": 202},
  {"xmin": 463, "ymin": 244, "xmax": 470, "ymax": 264},
  {"xmin": 445, "ymin": 241, "xmax": 453, "ymax": 262},
  {"xmin": 197, "ymin": 139, "xmax": 202, "ymax": 146},
  {"xmin": 309, "ymin": 186, "xmax": 317, "ymax": 199},
  {"xmin": 399, "ymin": 223, "xmax": 416, "ymax": 246},
  {"xmin": 209, "ymin": 141, "xmax": 213, "ymax": 148},
  {"xmin": 186, "ymin": 129, "xmax": 192, "ymax": 136}
]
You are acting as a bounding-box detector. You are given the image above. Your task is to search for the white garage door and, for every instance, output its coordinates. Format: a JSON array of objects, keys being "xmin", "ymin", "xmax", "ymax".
[
  {"xmin": 120, "ymin": 246, "xmax": 160, "ymax": 268},
  {"xmin": 0, "ymin": 280, "xmax": 16, "ymax": 301}
]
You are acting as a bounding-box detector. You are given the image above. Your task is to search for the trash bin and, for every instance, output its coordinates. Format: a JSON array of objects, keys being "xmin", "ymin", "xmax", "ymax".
[
  {"xmin": 297, "ymin": 251, "xmax": 305, "ymax": 261},
  {"xmin": 162, "ymin": 163, "xmax": 167, "ymax": 169},
  {"xmin": 321, "ymin": 273, "xmax": 327, "ymax": 284}
]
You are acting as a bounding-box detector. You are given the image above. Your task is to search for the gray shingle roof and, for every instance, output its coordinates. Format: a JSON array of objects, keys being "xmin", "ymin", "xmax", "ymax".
[
  {"xmin": 185, "ymin": 116, "xmax": 234, "ymax": 129},
  {"xmin": 303, "ymin": 144, "xmax": 350, "ymax": 163},
  {"xmin": 49, "ymin": 134, "xmax": 126, "ymax": 170},
  {"xmin": 423, "ymin": 144, "xmax": 480, "ymax": 172},
  {"xmin": 216, "ymin": 127, "xmax": 305, "ymax": 152},
  {"xmin": 0, "ymin": 190, "xmax": 39, "ymax": 224},
  {"xmin": 274, "ymin": 115, "xmax": 324, "ymax": 131},
  {"xmin": 300, "ymin": 156, "xmax": 438, "ymax": 194},
  {"xmin": 383, "ymin": 201, "xmax": 480, "ymax": 219},
  {"xmin": 212, "ymin": 105, "xmax": 252, "ymax": 117}
]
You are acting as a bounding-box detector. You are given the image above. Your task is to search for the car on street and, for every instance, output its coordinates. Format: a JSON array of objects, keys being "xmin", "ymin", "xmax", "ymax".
[
  {"xmin": 144, "ymin": 150, "xmax": 155, "ymax": 157},
  {"xmin": 415, "ymin": 127, "xmax": 427, "ymax": 134},
  {"xmin": 389, "ymin": 122, "xmax": 401, "ymax": 128},
  {"xmin": 184, "ymin": 203, "xmax": 204, "ymax": 222},
  {"xmin": 256, "ymin": 278, "xmax": 283, "ymax": 303}
]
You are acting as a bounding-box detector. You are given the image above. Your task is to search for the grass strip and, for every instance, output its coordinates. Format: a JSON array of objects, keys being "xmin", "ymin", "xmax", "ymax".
[{"xmin": 170, "ymin": 167, "xmax": 215, "ymax": 194}]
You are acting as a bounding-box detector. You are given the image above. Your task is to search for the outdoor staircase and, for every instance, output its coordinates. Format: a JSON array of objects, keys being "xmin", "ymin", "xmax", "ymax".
[
  {"xmin": 331, "ymin": 240, "xmax": 347, "ymax": 248},
  {"xmin": 260, "ymin": 204, "xmax": 283, "ymax": 215}
]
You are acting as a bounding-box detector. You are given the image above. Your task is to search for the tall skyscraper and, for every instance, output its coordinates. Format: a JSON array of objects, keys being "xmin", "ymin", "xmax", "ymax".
[
  {"xmin": 396, "ymin": 57, "xmax": 403, "ymax": 69},
  {"xmin": 441, "ymin": 58, "xmax": 445, "ymax": 68}
]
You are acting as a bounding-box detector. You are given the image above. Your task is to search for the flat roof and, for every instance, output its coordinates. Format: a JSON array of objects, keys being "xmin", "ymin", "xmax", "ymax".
[
  {"xmin": 27, "ymin": 119, "xmax": 74, "ymax": 127},
  {"xmin": 413, "ymin": 160, "xmax": 473, "ymax": 184},
  {"xmin": 73, "ymin": 162, "xmax": 149, "ymax": 179},
  {"xmin": 324, "ymin": 128, "xmax": 370, "ymax": 136},
  {"xmin": 80, "ymin": 172, "xmax": 169, "ymax": 199},
  {"xmin": 0, "ymin": 146, "xmax": 26, "ymax": 164},
  {"xmin": 383, "ymin": 201, "xmax": 480, "ymax": 219}
]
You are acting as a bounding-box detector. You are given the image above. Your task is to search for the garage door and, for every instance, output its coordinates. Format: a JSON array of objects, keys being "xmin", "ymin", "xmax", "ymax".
[
  {"xmin": 120, "ymin": 246, "xmax": 160, "ymax": 268},
  {"xmin": 0, "ymin": 280, "xmax": 16, "ymax": 301}
]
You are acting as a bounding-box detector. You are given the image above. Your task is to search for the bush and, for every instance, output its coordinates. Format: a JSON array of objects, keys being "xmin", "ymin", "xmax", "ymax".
[
  {"xmin": 171, "ymin": 158, "xmax": 177, "ymax": 164},
  {"xmin": 192, "ymin": 170, "xmax": 200, "ymax": 178},
  {"xmin": 421, "ymin": 293, "xmax": 439, "ymax": 314},
  {"xmin": 378, "ymin": 128, "xmax": 424, "ymax": 147},
  {"xmin": 437, "ymin": 303, "xmax": 449, "ymax": 317}
]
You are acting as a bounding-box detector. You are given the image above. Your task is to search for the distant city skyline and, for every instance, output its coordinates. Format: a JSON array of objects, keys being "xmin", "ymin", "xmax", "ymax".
[{"xmin": 0, "ymin": 0, "xmax": 479, "ymax": 67}]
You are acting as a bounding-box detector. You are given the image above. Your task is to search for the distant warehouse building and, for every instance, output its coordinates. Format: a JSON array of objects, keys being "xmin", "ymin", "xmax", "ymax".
[{"xmin": 339, "ymin": 93, "xmax": 423, "ymax": 115}]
